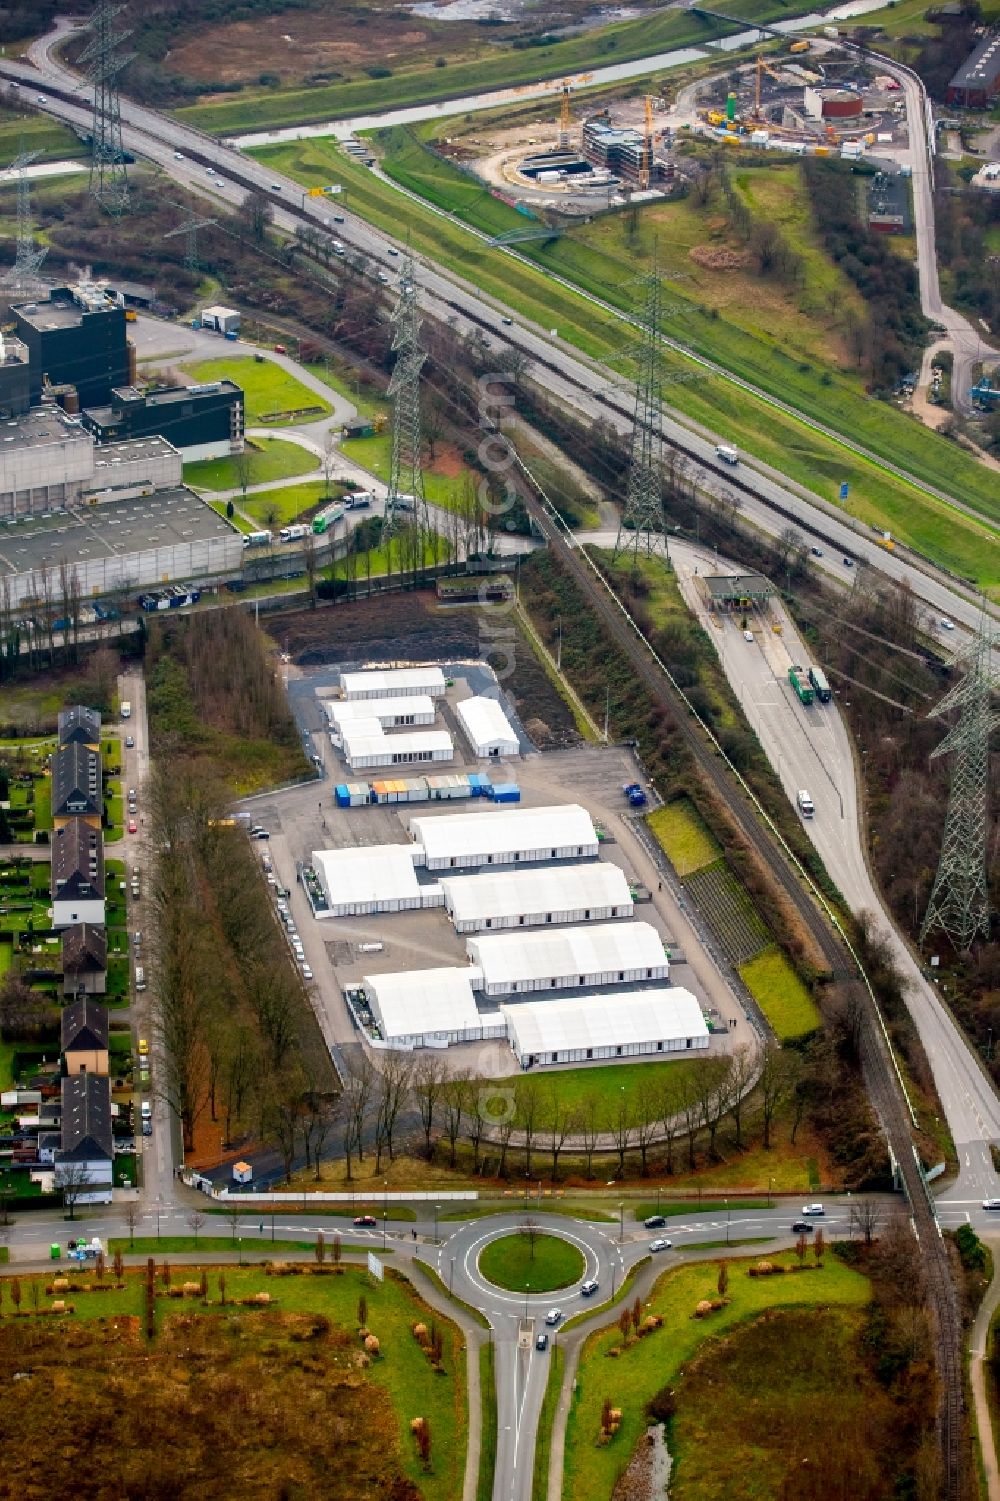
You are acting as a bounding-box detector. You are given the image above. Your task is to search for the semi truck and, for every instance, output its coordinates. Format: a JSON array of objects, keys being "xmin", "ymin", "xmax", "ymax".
[
  {"xmin": 242, "ymin": 530, "xmax": 272, "ymax": 549},
  {"xmin": 279, "ymin": 524, "xmax": 311, "ymax": 543},
  {"xmin": 312, "ymin": 503, "xmax": 345, "ymax": 534},
  {"xmin": 788, "ymin": 665, "xmax": 815, "ymax": 705},
  {"xmin": 807, "ymin": 665, "xmax": 832, "ymax": 703}
]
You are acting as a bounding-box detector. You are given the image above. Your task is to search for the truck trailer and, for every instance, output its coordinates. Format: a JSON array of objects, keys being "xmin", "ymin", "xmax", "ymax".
[
  {"xmin": 788, "ymin": 665, "xmax": 815, "ymax": 705},
  {"xmin": 807, "ymin": 665, "xmax": 832, "ymax": 703}
]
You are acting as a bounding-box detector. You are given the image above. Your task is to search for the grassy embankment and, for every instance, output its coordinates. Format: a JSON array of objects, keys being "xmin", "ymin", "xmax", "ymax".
[
  {"xmin": 0, "ymin": 1263, "xmax": 466, "ymax": 1501},
  {"xmin": 184, "ymin": 357, "xmax": 331, "ymax": 426},
  {"xmin": 561, "ymin": 1251, "xmax": 870, "ymax": 1501},
  {"xmin": 740, "ymin": 946, "xmax": 822, "ymax": 1041},
  {"xmin": 0, "ymin": 111, "xmax": 81, "ymax": 165},
  {"xmin": 185, "ymin": 437, "xmax": 318, "ymax": 491},
  {"xmin": 176, "ymin": 0, "xmax": 806, "ymax": 133},
  {"xmin": 247, "ymin": 134, "xmax": 1000, "ymax": 594}
]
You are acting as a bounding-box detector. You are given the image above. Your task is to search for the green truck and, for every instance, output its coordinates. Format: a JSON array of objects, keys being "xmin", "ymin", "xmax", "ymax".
[{"xmin": 788, "ymin": 664, "xmax": 815, "ymax": 705}]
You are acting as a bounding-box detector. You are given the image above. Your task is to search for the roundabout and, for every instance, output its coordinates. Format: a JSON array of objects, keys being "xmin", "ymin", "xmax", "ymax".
[{"xmin": 478, "ymin": 1231, "xmax": 585, "ymax": 1293}]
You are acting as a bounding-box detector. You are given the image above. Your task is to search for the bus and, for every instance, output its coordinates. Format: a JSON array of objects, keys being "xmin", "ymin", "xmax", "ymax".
[
  {"xmin": 242, "ymin": 530, "xmax": 272, "ymax": 549},
  {"xmin": 808, "ymin": 665, "xmax": 832, "ymax": 703}
]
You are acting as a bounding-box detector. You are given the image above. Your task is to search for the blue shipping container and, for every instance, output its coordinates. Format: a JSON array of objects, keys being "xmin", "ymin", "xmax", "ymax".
[
  {"xmin": 492, "ymin": 784, "xmax": 521, "ymax": 803},
  {"xmin": 335, "ymin": 785, "xmax": 351, "ymax": 807}
]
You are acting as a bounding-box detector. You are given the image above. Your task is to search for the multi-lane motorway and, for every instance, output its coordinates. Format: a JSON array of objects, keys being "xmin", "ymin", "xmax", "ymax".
[{"xmin": 4, "ymin": 27, "xmax": 996, "ymax": 646}]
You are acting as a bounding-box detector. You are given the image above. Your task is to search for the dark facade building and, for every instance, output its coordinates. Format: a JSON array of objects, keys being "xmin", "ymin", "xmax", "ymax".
[
  {"xmin": 56, "ymin": 1074, "xmax": 113, "ymax": 1184},
  {"xmin": 947, "ymin": 29, "xmax": 1000, "ymax": 107},
  {"xmin": 0, "ymin": 336, "xmax": 31, "ymax": 418},
  {"xmin": 57, "ymin": 705, "xmax": 102, "ymax": 750},
  {"xmin": 82, "ymin": 380, "xmax": 244, "ymax": 462},
  {"xmin": 51, "ymin": 743, "xmax": 102, "ymax": 825},
  {"xmin": 61, "ymin": 928, "xmax": 109, "ymax": 998},
  {"xmin": 52, "ymin": 822, "xmax": 106, "ymax": 929},
  {"xmin": 12, "ymin": 286, "xmax": 131, "ymax": 410}
]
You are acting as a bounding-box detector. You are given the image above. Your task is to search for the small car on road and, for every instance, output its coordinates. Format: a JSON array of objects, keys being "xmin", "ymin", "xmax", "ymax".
[
  {"xmin": 644, "ymin": 1214, "xmax": 666, "ymax": 1229},
  {"xmin": 791, "ymin": 1220, "xmax": 814, "ymax": 1234},
  {"xmin": 649, "ymin": 1238, "xmax": 672, "ymax": 1252},
  {"xmin": 125, "ymin": 735, "xmax": 134, "ymax": 748},
  {"xmin": 544, "ymin": 1308, "xmax": 562, "ymax": 1326},
  {"xmin": 353, "ymin": 1214, "xmax": 377, "ymax": 1228},
  {"xmin": 940, "ymin": 617, "xmax": 955, "ymax": 631},
  {"xmin": 536, "ymin": 1332, "xmax": 549, "ymax": 1351},
  {"xmin": 580, "ymin": 1279, "xmax": 599, "ymax": 1297},
  {"xmin": 801, "ymin": 1203, "xmax": 825, "ymax": 1216},
  {"xmin": 743, "ymin": 629, "xmax": 754, "ymax": 642},
  {"xmin": 128, "ymin": 818, "xmax": 137, "ymax": 834}
]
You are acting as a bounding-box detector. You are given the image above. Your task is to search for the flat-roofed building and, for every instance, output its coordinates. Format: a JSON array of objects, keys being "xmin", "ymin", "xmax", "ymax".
[
  {"xmin": 440, "ymin": 863, "xmax": 633, "ymax": 933},
  {"xmin": 467, "ymin": 919, "xmax": 668, "ymax": 997},
  {"xmin": 456, "ymin": 695, "xmax": 520, "ymax": 759},
  {"xmin": 409, "ymin": 803, "xmax": 599, "ymax": 871},
  {"xmin": 324, "ymin": 694, "xmax": 436, "ymax": 741},
  {"xmin": 340, "ymin": 666, "xmax": 447, "ymax": 700},
  {"xmin": 341, "ymin": 722, "xmax": 454, "ymax": 771},
  {"xmin": 312, "ymin": 844, "xmax": 444, "ymax": 917},
  {"xmin": 502, "ymin": 987, "xmax": 709, "ymax": 1067},
  {"xmin": 13, "ymin": 286, "xmax": 130, "ymax": 409},
  {"xmin": 362, "ymin": 967, "xmax": 504, "ymax": 1049},
  {"xmin": 82, "ymin": 379, "xmax": 244, "ymax": 462}
]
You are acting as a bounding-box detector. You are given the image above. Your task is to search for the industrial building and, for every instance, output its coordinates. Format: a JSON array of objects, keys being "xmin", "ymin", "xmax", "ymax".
[
  {"xmin": 0, "ymin": 487, "xmax": 242, "ymax": 608},
  {"xmin": 200, "ymin": 305, "xmax": 242, "ymax": 335},
  {"xmin": 440, "ymin": 862, "xmax": 634, "ymax": 933},
  {"xmin": 92, "ymin": 436, "xmax": 182, "ymax": 494},
  {"xmin": 467, "ymin": 919, "xmax": 668, "ymax": 997},
  {"xmin": 340, "ymin": 666, "xmax": 447, "ymax": 700},
  {"xmin": 409, "ymin": 803, "xmax": 599, "ymax": 870},
  {"xmin": 946, "ymin": 29, "xmax": 1000, "ymax": 107},
  {"xmin": 12, "ymin": 285, "xmax": 131, "ymax": 410},
  {"xmin": 361, "ymin": 967, "xmax": 505, "ymax": 1049},
  {"xmin": 703, "ymin": 573, "xmax": 775, "ymax": 612},
  {"xmin": 340, "ymin": 721, "xmax": 454, "ymax": 771},
  {"xmin": 82, "ymin": 380, "xmax": 245, "ymax": 462},
  {"xmin": 325, "ymin": 694, "xmax": 437, "ymax": 740},
  {"xmin": 502, "ymin": 987, "xmax": 709, "ymax": 1068},
  {"xmin": 456, "ymin": 695, "xmax": 520, "ymax": 759},
  {"xmin": 803, "ymin": 86, "xmax": 863, "ymax": 119},
  {"xmin": 582, "ymin": 119, "xmax": 661, "ymax": 185},
  {"xmin": 312, "ymin": 843, "xmax": 444, "ymax": 916},
  {"xmin": 0, "ymin": 335, "xmax": 31, "ymax": 417}
]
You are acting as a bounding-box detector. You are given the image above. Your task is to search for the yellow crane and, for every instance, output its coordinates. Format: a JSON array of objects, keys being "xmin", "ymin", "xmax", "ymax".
[
  {"xmin": 754, "ymin": 54, "xmax": 784, "ymax": 119},
  {"xmin": 639, "ymin": 94, "xmax": 654, "ymax": 190}
]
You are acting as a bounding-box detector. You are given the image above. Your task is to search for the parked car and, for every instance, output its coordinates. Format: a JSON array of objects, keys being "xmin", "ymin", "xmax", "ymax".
[
  {"xmin": 353, "ymin": 1214, "xmax": 377, "ymax": 1227},
  {"xmin": 125, "ymin": 735, "xmax": 134, "ymax": 748},
  {"xmin": 536, "ymin": 1332, "xmax": 549, "ymax": 1351},
  {"xmin": 649, "ymin": 1238, "xmax": 672, "ymax": 1252},
  {"xmin": 743, "ymin": 629, "xmax": 754, "ymax": 642},
  {"xmin": 301, "ymin": 964, "xmax": 313, "ymax": 980},
  {"xmin": 142, "ymin": 1120, "xmax": 152, "ymax": 1136},
  {"xmin": 644, "ymin": 1215, "xmax": 666, "ymax": 1229},
  {"xmin": 128, "ymin": 818, "xmax": 137, "ymax": 834},
  {"xmin": 137, "ymin": 1038, "xmax": 149, "ymax": 1056}
]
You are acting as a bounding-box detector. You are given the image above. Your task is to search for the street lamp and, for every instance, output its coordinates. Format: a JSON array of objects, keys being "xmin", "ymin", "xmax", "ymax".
[
  {"xmin": 725, "ymin": 1199, "xmax": 730, "ymax": 1247},
  {"xmin": 524, "ymin": 1281, "xmax": 530, "ymax": 1320},
  {"xmin": 383, "ymin": 1179, "xmax": 388, "ymax": 1252},
  {"xmin": 434, "ymin": 1203, "xmax": 440, "ymax": 1244},
  {"xmin": 450, "ymin": 1256, "xmax": 455, "ymax": 1295},
  {"xmin": 156, "ymin": 1194, "xmax": 162, "ymax": 1242},
  {"xmin": 618, "ymin": 1201, "xmax": 624, "ymax": 1244},
  {"xmin": 768, "ymin": 1177, "xmax": 774, "ymax": 1210}
]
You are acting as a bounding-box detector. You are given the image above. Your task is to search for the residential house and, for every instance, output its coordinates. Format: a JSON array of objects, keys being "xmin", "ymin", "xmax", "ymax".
[
  {"xmin": 61, "ymin": 924, "xmax": 108, "ymax": 997},
  {"xmin": 57, "ymin": 705, "xmax": 102, "ymax": 751},
  {"xmin": 61, "ymin": 996, "xmax": 110, "ymax": 1075},
  {"xmin": 51, "ymin": 822, "xmax": 105, "ymax": 928},
  {"xmin": 51, "ymin": 743, "xmax": 102, "ymax": 830},
  {"xmin": 54, "ymin": 1074, "xmax": 113, "ymax": 1191}
]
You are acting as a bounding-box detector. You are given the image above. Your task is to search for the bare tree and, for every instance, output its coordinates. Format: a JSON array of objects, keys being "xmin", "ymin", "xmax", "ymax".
[
  {"xmin": 441, "ymin": 1073, "xmax": 469, "ymax": 1170},
  {"xmin": 544, "ymin": 1086, "xmax": 575, "ymax": 1182},
  {"xmin": 373, "ymin": 1052, "xmax": 414, "ymax": 1172},
  {"xmin": 341, "ymin": 1049, "xmax": 375, "ymax": 1180},
  {"xmin": 849, "ymin": 1199, "xmax": 883, "ymax": 1247},
  {"xmin": 303, "ymin": 531, "xmax": 319, "ymax": 610},
  {"xmin": 610, "ymin": 1090, "xmax": 634, "ymax": 1177},
  {"xmin": 243, "ymin": 189, "xmax": 273, "ymax": 244},
  {"xmin": 412, "ymin": 1054, "xmax": 448, "ymax": 1160},
  {"xmin": 579, "ymin": 1093, "xmax": 602, "ymax": 1180},
  {"xmin": 656, "ymin": 1074, "xmax": 683, "ymax": 1176},
  {"xmin": 725, "ymin": 1045, "xmax": 756, "ymax": 1151},
  {"xmin": 187, "ymin": 1211, "xmax": 205, "ymax": 1244},
  {"xmin": 633, "ymin": 1077, "xmax": 659, "ymax": 1177},
  {"xmin": 125, "ymin": 1202, "xmax": 138, "ymax": 1250},
  {"xmin": 516, "ymin": 1077, "xmax": 542, "ymax": 1179},
  {"xmin": 521, "ymin": 1216, "xmax": 539, "ymax": 1261},
  {"xmin": 758, "ymin": 1041, "xmax": 795, "ymax": 1151},
  {"xmin": 231, "ymin": 442, "xmax": 256, "ymax": 499},
  {"xmin": 57, "ymin": 1163, "xmax": 92, "ymax": 1221}
]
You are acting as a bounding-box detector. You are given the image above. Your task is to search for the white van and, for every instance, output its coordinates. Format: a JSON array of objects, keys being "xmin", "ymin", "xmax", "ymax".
[
  {"xmin": 797, "ymin": 790, "xmax": 814, "ymax": 819},
  {"xmin": 135, "ymin": 965, "xmax": 146, "ymax": 991},
  {"xmin": 715, "ymin": 444, "xmax": 739, "ymax": 465}
]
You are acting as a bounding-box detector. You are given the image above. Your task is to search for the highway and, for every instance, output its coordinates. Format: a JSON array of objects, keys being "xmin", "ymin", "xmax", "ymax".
[{"xmin": 4, "ymin": 32, "xmax": 996, "ymax": 646}]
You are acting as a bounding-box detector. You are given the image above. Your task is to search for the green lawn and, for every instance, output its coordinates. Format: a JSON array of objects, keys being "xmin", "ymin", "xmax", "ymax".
[
  {"xmin": 0, "ymin": 113, "xmax": 80, "ymax": 164},
  {"xmin": 562, "ymin": 1251, "xmax": 870, "ymax": 1501},
  {"xmin": 184, "ymin": 358, "xmax": 331, "ymax": 427},
  {"xmin": 340, "ymin": 428, "xmax": 475, "ymax": 514},
  {"xmin": 532, "ymin": 1342, "xmax": 563, "ymax": 1501},
  {"xmin": 108, "ymin": 1236, "xmax": 317, "ymax": 1255},
  {"xmin": 647, "ymin": 800, "xmax": 721, "ymax": 878},
  {"xmin": 242, "ymin": 480, "xmax": 344, "ymax": 529},
  {"xmin": 176, "ymin": 0, "xmax": 812, "ymax": 132},
  {"xmin": 478, "ymin": 1232, "xmax": 584, "ymax": 1293},
  {"xmin": 479, "ymin": 1342, "xmax": 498, "ymax": 1501},
  {"xmin": 184, "ymin": 437, "xmax": 318, "ymax": 491},
  {"xmin": 739, "ymin": 946, "xmax": 822, "ymax": 1041},
  {"xmin": 1, "ymin": 1263, "xmax": 465, "ymax": 1501},
  {"xmin": 247, "ymin": 135, "xmax": 1000, "ymax": 596},
  {"xmin": 493, "ymin": 1057, "xmax": 708, "ymax": 1127},
  {"xmin": 632, "ymin": 1199, "xmax": 771, "ymax": 1223}
]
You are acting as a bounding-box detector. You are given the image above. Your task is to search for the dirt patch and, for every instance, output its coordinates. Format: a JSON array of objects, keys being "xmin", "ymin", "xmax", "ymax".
[
  {"xmin": 689, "ymin": 243, "xmax": 754, "ymax": 271},
  {"xmin": 427, "ymin": 440, "xmax": 467, "ymax": 479}
]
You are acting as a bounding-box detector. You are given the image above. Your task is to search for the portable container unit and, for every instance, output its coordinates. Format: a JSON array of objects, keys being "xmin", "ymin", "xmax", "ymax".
[
  {"xmin": 335, "ymin": 784, "xmax": 352, "ymax": 808},
  {"xmin": 456, "ymin": 695, "xmax": 520, "ymax": 759},
  {"xmin": 324, "ymin": 695, "xmax": 436, "ymax": 739},
  {"xmin": 409, "ymin": 804, "xmax": 599, "ymax": 870},
  {"xmin": 468, "ymin": 773, "xmax": 492, "ymax": 798},
  {"xmin": 402, "ymin": 777, "xmax": 429, "ymax": 802},
  {"xmin": 491, "ymin": 784, "xmax": 521, "ymax": 804},
  {"xmin": 426, "ymin": 773, "xmax": 473, "ymax": 801},
  {"xmin": 440, "ymin": 862, "xmax": 634, "ymax": 934},
  {"xmin": 467, "ymin": 919, "xmax": 668, "ymax": 997},
  {"xmin": 342, "ymin": 724, "xmax": 454, "ymax": 771},
  {"xmin": 502, "ymin": 987, "xmax": 709, "ymax": 1068},
  {"xmin": 336, "ymin": 781, "xmax": 372, "ymax": 807}
]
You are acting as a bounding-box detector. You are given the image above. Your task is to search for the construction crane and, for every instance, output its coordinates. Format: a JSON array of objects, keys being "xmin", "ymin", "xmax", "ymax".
[
  {"xmin": 639, "ymin": 95, "xmax": 654, "ymax": 190},
  {"xmin": 559, "ymin": 85, "xmax": 572, "ymax": 151},
  {"xmin": 753, "ymin": 54, "xmax": 785, "ymax": 119}
]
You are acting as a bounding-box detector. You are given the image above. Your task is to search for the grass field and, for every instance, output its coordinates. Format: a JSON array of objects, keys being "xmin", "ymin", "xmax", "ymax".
[
  {"xmin": 184, "ymin": 358, "xmax": 331, "ymax": 426},
  {"xmin": 242, "ymin": 480, "xmax": 341, "ymax": 529},
  {"xmin": 631, "ymin": 1198, "xmax": 771, "ymax": 1223},
  {"xmin": 0, "ymin": 112, "xmax": 80, "ymax": 164},
  {"xmin": 479, "ymin": 1341, "xmax": 498, "ymax": 1501},
  {"xmin": 184, "ymin": 437, "xmax": 317, "ymax": 492},
  {"xmin": 739, "ymin": 946, "xmax": 822, "ymax": 1041},
  {"xmin": 340, "ymin": 429, "xmax": 475, "ymax": 513},
  {"xmin": 494, "ymin": 1057, "xmax": 708, "ymax": 1127},
  {"xmin": 647, "ymin": 800, "xmax": 721, "ymax": 878},
  {"xmin": 0, "ymin": 1263, "xmax": 465, "ymax": 1501},
  {"xmin": 478, "ymin": 1232, "xmax": 585, "ymax": 1293},
  {"xmin": 175, "ymin": 0, "xmax": 807, "ymax": 133},
  {"xmin": 562, "ymin": 1252, "xmax": 870, "ymax": 1501},
  {"xmin": 532, "ymin": 1342, "xmax": 563, "ymax": 1501},
  {"xmin": 247, "ymin": 135, "xmax": 1000, "ymax": 595},
  {"xmin": 108, "ymin": 1236, "xmax": 317, "ymax": 1255}
]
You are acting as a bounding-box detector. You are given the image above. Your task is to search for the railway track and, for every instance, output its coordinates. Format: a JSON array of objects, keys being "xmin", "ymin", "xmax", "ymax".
[{"xmin": 514, "ymin": 460, "xmax": 967, "ymax": 1499}]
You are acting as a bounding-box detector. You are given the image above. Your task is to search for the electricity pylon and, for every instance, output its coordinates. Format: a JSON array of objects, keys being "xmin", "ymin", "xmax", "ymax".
[
  {"xmin": 0, "ymin": 145, "xmax": 47, "ymax": 297},
  {"xmin": 920, "ymin": 607, "xmax": 999, "ymax": 953},
  {"xmin": 163, "ymin": 209, "xmax": 217, "ymax": 275},
  {"xmin": 614, "ymin": 265, "xmax": 666, "ymax": 564},
  {"xmin": 384, "ymin": 250, "xmax": 429, "ymax": 544},
  {"xmin": 81, "ymin": 0, "xmax": 134, "ymax": 217}
]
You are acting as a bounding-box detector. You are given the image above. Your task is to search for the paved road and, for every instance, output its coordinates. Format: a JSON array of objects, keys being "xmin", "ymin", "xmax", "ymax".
[
  {"xmin": 7, "ymin": 38, "xmax": 996, "ymax": 641},
  {"xmin": 660, "ymin": 534, "xmax": 1000, "ymax": 1208}
]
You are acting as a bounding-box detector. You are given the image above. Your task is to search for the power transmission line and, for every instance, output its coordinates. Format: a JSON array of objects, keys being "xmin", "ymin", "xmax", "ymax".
[
  {"xmin": 384, "ymin": 248, "xmax": 430, "ymax": 545},
  {"xmin": 614, "ymin": 263, "xmax": 668, "ymax": 564},
  {"xmin": 81, "ymin": 0, "xmax": 134, "ymax": 217},
  {"xmin": 163, "ymin": 208, "xmax": 217, "ymax": 275},
  {"xmin": 0, "ymin": 144, "xmax": 48, "ymax": 297},
  {"xmin": 920, "ymin": 607, "xmax": 999, "ymax": 953}
]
